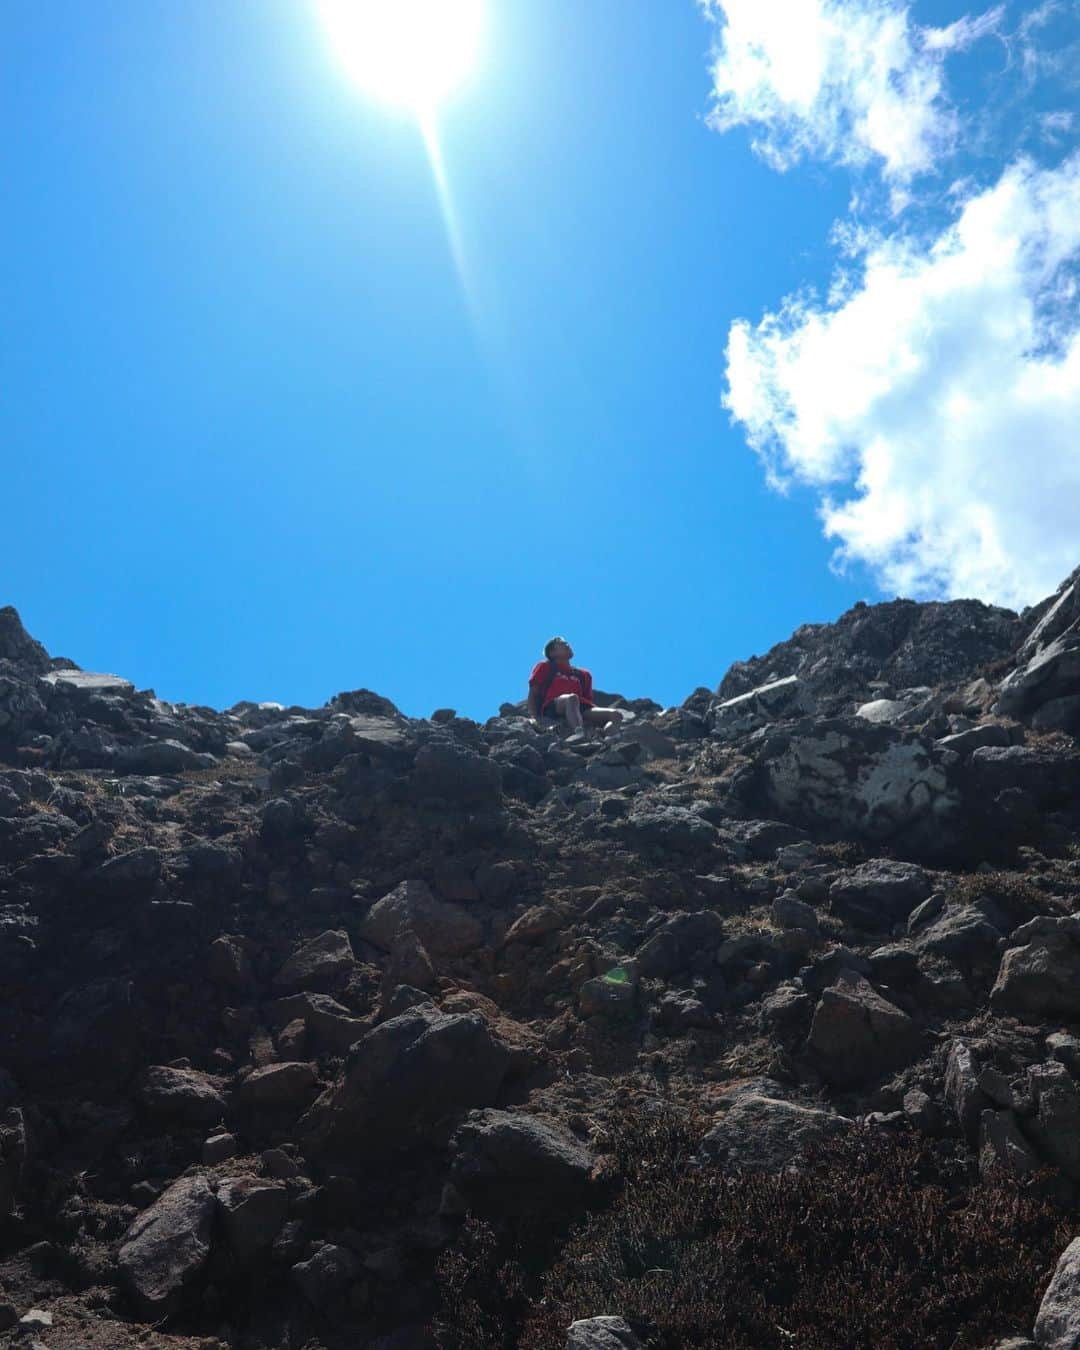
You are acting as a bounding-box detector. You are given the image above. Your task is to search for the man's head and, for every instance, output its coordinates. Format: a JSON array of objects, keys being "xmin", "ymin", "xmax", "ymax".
[{"xmin": 544, "ymin": 636, "xmax": 573, "ymax": 662}]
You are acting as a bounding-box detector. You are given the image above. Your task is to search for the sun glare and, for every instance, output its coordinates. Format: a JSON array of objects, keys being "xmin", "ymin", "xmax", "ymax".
[{"xmin": 318, "ymin": 0, "xmax": 486, "ymax": 112}]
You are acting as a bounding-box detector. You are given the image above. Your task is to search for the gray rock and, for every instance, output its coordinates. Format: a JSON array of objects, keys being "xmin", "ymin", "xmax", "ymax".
[
  {"xmin": 300, "ymin": 1004, "xmax": 511, "ymax": 1160},
  {"xmin": 991, "ymin": 917, "xmax": 1080, "ymax": 1020},
  {"xmin": 867, "ymin": 942, "xmax": 920, "ymax": 986},
  {"xmin": 1047, "ymin": 1033, "xmax": 1080, "ymax": 1078},
  {"xmin": 117, "ymin": 1175, "xmax": 215, "ymax": 1318},
  {"xmin": 91, "ymin": 847, "xmax": 162, "ymax": 896},
  {"xmin": 829, "ymin": 860, "xmax": 931, "ymax": 931},
  {"xmin": 40, "ymin": 669, "xmax": 133, "ymax": 695},
  {"xmin": 915, "ymin": 905, "xmax": 1003, "ymax": 966},
  {"xmin": 359, "ymin": 879, "xmax": 483, "ymax": 960},
  {"xmin": 566, "ymin": 1316, "xmax": 643, "ymax": 1349},
  {"xmin": 579, "ymin": 970, "xmax": 637, "ymax": 1018},
  {"xmin": 273, "ymin": 930, "xmax": 355, "ymax": 994},
  {"xmin": 48, "ymin": 978, "xmax": 138, "ymax": 1088},
  {"xmin": 622, "ymin": 804, "xmax": 718, "ymax": 852},
  {"xmin": 208, "ymin": 935, "xmax": 256, "ymax": 994},
  {"xmin": 759, "ymin": 984, "xmax": 813, "ymax": 1043},
  {"xmin": 635, "ymin": 911, "xmax": 725, "ymax": 977},
  {"xmin": 201, "ymin": 1133, "xmax": 237, "ymax": 1165},
  {"xmin": 979, "ymin": 1109, "xmax": 1040, "ymax": 1179},
  {"xmin": 1032, "ymin": 695, "xmax": 1080, "ymax": 734},
  {"xmin": 450, "ymin": 1109, "xmax": 596, "ymax": 1217},
  {"xmin": 654, "ymin": 990, "xmax": 714, "ymax": 1030},
  {"xmin": 240, "ymin": 1062, "xmax": 318, "ymax": 1110},
  {"xmin": 140, "ymin": 1066, "xmax": 228, "ymax": 1126},
  {"xmin": 945, "ymin": 1040, "xmax": 988, "ymax": 1142},
  {"xmin": 935, "ymin": 723, "xmax": 1012, "ymax": 755},
  {"xmin": 1028, "ymin": 1062, "xmax": 1080, "ymax": 1180},
  {"xmin": 270, "ymin": 992, "xmax": 368, "ymax": 1054},
  {"xmin": 807, "ymin": 970, "xmax": 922, "ymax": 1086},
  {"xmin": 216, "ymin": 1177, "xmax": 288, "ymax": 1266},
  {"xmin": 1035, "ymin": 1236, "xmax": 1080, "ymax": 1350},
  {"xmin": 291, "ymin": 1243, "xmax": 360, "ymax": 1308},
  {"xmin": 502, "ymin": 905, "xmax": 563, "ymax": 946},
  {"xmin": 902, "ymin": 1088, "xmax": 942, "ymax": 1134},
  {"xmin": 856, "ymin": 698, "xmax": 916, "ymax": 725},
  {"xmin": 722, "ymin": 818, "xmax": 809, "ymax": 860},
  {"xmin": 700, "ymin": 1092, "xmax": 848, "ymax": 1171},
  {"xmin": 771, "ymin": 893, "xmax": 820, "ymax": 934},
  {"xmin": 0, "ymin": 1108, "xmax": 27, "ymax": 1215},
  {"xmin": 116, "ymin": 740, "xmax": 216, "ymax": 774},
  {"xmin": 756, "ymin": 717, "xmax": 960, "ymax": 851},
  {"xmin": 411, "ymin": 738, "xmax": 502, "ymax": 807},
  {"xmin": 907, "ymin": 892, "xmax": 947, "ymax": 933}
]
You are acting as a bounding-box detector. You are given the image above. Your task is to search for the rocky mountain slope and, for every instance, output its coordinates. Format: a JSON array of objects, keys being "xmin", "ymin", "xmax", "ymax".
[{"xmin": 0, "ymin": 568, "xmax": 1078, "ymax": 1349}]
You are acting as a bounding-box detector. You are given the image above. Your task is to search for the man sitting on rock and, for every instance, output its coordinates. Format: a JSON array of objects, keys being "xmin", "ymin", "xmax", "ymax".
[{"xmin": 527, "ymin": 637, "xmax": 623, "ymax": 738}]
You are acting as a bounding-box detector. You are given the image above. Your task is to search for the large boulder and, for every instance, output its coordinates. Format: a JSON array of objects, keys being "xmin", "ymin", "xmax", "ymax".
[
  {"xmin": 621, "ymin": 804, "xmax": 718, "ymax": 853},
  {"xmin": 449, "ymin": 1109, "xmax": 597, "ymax": 1217},
  {"xmin": 751, "ymin": 717, "xmax": 960, "ymax": 853},
  {"xmin": 807, "ymin": 971, "xmax": 923, "ymax": 1086},
  {"xmin": 700, "ymin": 1089, "xmax": 848, "ymax": 1172},
  {"xmin": 273, "ymin": 930, "xmax": 355, "ymax": 994},
  {"xmin": 716, "ymin": 595, "xmax": 1018, "ymax": 716},
  {"xmin": 998, "ymin": 567, "xmax": 1080, "ymax": 728},
  {"xmin": 216, "ymin": 1177, "xmax": 288, "ymax": 1267},
  {"xmin": 91, "ymin": 847, "xmax": 162, "ymax": 897},
  {"xmin": 828, "ymin": 860, "xmax": 931, "ymax": 931},
  {"xmin": 1035, "ymin": 1236, "xmax": 1080, "ymax": 1350},
  {"xmin": 115, "ymin": 740, "xmax": 217, "ymax": 774},
  {"xmin": 48, "ymin": 979, "xmax": 139, "ymax": 1090},
  {"xmin": 239, "ymin": 1062, "xmax": 318, "ymax": 1111},
  {"xmin": 0, "ymin": 607, "xmax": 52, "ymax": 672},
  {"xmin": 635, "ymin": 911, "xmax": 725, "ymax": 978},
  {"xmin": 301, "ymin": 1003, "xmax": 511, "ymax": 1161},
  {"xmin": 358, "ymin": 879, "xmax": 482, "ymax": 959},
  {"xmin": 411, "ymin": 738, "xmax": 502, "ymax": 807},
  {"xmin": 139, "ymin": 1067, "xmax": 228, "ymax": 1127},
  {"xmin": 117, "ymin": 1175, "xmax": 216, "ymax": 1319},
  {"xmin": 566, "ymin": 1317, "xmax": 644, "ymax": 1350},
  {"xmin": 991, "ymin": 917, "xmax": 1080, "ymax": 1020},
  {"xmin": 1027, "ymin": 1062, "xmax": 1080, "ymax": 1180}
]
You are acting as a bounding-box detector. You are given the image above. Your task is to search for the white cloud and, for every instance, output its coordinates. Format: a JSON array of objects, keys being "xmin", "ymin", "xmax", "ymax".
[
  {"xmin": 922, "ymin": 5, "xmax": 1005, "ymax": 53},
  {"xmin": 700, "ymin": 0, "xmax": 1002, "ymax": 182},
  {"xmin": 724, "ymin": 155, "xmax": 1080, "ymax": 608}
]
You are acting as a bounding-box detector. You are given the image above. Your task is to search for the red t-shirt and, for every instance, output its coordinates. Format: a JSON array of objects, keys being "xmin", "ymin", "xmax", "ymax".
[{"xmin": 529, "ymin": 660, "xmax": 593, "ymax": 711}]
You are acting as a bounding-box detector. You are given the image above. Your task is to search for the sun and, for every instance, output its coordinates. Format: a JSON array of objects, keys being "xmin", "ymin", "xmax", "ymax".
[{"xmin": 317, "ymin": 0, "xmax": 487, "ymax": 113}]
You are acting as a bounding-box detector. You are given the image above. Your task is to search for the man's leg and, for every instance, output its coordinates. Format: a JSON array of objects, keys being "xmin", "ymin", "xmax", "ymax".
[
  {"xmin": 583, "ymin": 705, "xmax": 624, "ymax": 735},
  {"xmin": 551, "ymin": 693, "xmax": 584, "ymax": 731}
]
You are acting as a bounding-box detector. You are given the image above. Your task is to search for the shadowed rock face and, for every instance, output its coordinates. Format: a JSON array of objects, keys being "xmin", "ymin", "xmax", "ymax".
[
  {"xmin": 716, "ymin": 596, "xmax": 1020, "ymax": 715},
  {"xmin": 0, "ymin": 568, "xmax": 1078, "ymax": 1347}
]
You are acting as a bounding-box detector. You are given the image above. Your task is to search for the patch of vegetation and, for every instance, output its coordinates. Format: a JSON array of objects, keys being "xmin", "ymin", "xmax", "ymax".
[
  {"xmin": 951, "ymin": 870, "xmax": 1066, "ymax": 925},
  {"xmin": 435, "ymin": 1108, "xmax": 1073, "ymax": 1350}
]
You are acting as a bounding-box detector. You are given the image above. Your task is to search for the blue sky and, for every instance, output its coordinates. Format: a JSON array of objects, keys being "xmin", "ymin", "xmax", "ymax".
[{"xmin": 3, "ymin": 1, "xmax": 1077, "ymax": 719}]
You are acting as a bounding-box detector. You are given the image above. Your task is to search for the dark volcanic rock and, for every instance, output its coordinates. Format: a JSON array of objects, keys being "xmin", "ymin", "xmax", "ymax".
[
  {"xmin": 807, "ymin": 971, "xmax": 923, "ymax": 1086},
  {"xmin": 991, "ymin": 917, "xmax": 1080, "ymax": 1019},
  {"xmin": 117, "ymin": 1174, "xmax": 215, "ymax": 1318},
  {"xmin": 359, "ymin": 879, "xmax": 483, "ymax": 959},
  {"xmin": 717, "ymin": 595, "xmax": 1019, "ymax": 714},
  {"xmin": 449, "ymin": 1109, "xmax": 596, "ymax": 1217},
  {"xmin": 301, "ymin": 1004, "xmax": 511, "ymax": 1161},
  {"xmin": 139, "ymin": 1066, "xmax": 228, "ymax": 1126},
  {"xmin": 828, "ymin": 860, "xmax": 931, "ymax": 930}
]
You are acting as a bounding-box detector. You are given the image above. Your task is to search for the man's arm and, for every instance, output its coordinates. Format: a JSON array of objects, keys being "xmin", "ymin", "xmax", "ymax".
[{"xmin": 527, "ymin": 686, "xmax": 543, "ymax": 719}]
